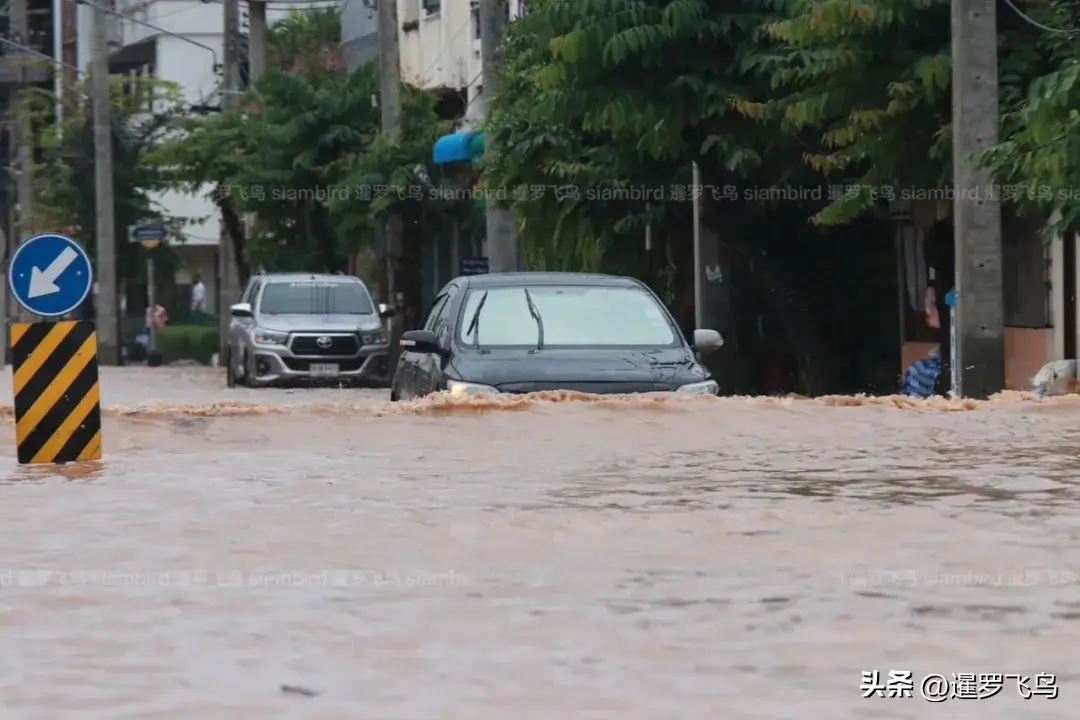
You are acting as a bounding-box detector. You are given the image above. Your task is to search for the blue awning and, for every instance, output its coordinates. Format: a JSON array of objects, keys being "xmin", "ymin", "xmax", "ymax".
[{"xmin": 433, "ymin": 130, "xmax": 485, "ymax": 164}]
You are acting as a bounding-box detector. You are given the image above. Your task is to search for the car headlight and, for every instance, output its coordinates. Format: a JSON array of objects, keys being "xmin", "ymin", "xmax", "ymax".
[
  {"xmin": 446, "ymin": 380, "xmax": 499, "ymax": 397},
  {"xmin": 676, "ymin": 380, "xmax": 719, "ymax": 395},
  {"xmin": 253, "ymin": 329, "xmax": 288, "ymax": 345},
  {"xmin": 361, "ymin": 329, "xmax": 388, "ymax": 345}
]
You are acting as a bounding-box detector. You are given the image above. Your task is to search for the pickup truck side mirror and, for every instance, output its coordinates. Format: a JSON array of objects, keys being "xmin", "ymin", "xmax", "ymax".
[
  {"xmin": 378, "ymin": 303, "xmax": 396, "ymax": 318},
  {"xmin": 230, "ymin": 302, "xmax": 253, "ymax": 318}
]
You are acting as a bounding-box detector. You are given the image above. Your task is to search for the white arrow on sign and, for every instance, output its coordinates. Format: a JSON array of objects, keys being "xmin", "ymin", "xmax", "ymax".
[{"xmin": 28, "ymin": 246, "xmax": 79, "ymax": 299}]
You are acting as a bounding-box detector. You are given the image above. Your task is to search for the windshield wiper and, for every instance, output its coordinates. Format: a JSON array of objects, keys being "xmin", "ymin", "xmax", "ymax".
[
  {"xmin": 523, "ymin": 288, "xmax": 544, "ymax": 350},
  {"xmin": 466, "ymin": 291, "xmax": 488, "ymax": 349}
]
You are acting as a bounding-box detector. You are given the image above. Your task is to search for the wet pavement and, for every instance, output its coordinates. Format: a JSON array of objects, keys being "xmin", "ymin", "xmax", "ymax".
[{"xmin": 0, "ymin": 367, "xmax": 1077, "ymax": 718}]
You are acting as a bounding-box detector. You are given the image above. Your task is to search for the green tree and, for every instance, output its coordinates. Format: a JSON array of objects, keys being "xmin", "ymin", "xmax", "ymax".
[
  {"xmin": 152, "ymin": 6, "xmax": 457, "ymax": 283},
  {"xmin": 21, "ymin": 74, "xmax": 186, "ymax": 283},
  {"xmin": 750, "ymin": 0, "xmax": 1058, "ymax": 224},
  {"xmin": 486, "ymin": 0, "xmax": 802, "ymax": 296},
  {"xmin": 980, "ymin": 3, "xmax": 1080, "ymax": 231}
]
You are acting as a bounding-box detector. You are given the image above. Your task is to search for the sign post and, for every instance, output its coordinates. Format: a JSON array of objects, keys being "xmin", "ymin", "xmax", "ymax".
[
  {"xmin": 129, "ymin": 223, "xmax": 167, "ymax": 364},
  {"xmin": 6, "ymin": 232, "xmax": 102, "ymax": 464},
  {"xmin": 946, "ymin": 289, "xmax": 959, "ymax": 396}
]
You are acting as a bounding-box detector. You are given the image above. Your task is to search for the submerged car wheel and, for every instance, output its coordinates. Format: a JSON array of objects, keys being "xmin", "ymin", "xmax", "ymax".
[
  {"xmin": 225, "ymin": 349, "xmax": 236, "ymax": 388},
  {"xmin": 241, "ymin": 351, "xmax": 257, "ymax": 388}
]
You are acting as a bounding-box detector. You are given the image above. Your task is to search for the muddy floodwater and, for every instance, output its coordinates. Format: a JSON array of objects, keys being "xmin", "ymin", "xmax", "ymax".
[{"xmin": 1, "ymin": 367, "xmax": 1078, "ymax": 718}]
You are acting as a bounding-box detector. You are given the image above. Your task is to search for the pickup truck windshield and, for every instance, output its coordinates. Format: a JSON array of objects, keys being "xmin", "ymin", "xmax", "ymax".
[{"xmin": 259, "ymin": 282, "xmax": 374, "ymax": 315}]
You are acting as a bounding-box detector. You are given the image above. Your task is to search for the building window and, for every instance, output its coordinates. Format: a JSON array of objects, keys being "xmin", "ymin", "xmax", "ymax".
[
  {"xmin": 422, "ymin": 0, "xmax": 440, "ymax": 15},
  {"xmin": 471, "ymin": 4, "xmax": 480, "ymax": 38}
]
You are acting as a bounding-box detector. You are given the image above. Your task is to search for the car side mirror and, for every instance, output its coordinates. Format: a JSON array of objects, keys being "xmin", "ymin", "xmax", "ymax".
[
  {"xmin": 693, "ymin": 328, "xmax": 724, "ymax": 355},
  {"xmin": 230, "ymin": 302, "xmax": 253, "ymax": 318},
  {"xmin": 378, "ymin": 303, "xmax": 396, "ymax": 318},
  {"xmin": 400, "ymin": 329, "xmax": 441, "ymax": 355}
]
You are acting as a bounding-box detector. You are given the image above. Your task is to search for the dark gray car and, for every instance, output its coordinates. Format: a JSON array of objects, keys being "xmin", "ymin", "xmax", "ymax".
[{"xmin": 224, "ymin": 273, "xmax": 393, "ymax": 387}]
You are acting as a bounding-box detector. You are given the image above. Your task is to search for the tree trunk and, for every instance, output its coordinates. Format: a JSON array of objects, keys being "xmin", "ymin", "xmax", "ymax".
[{"xmin": 215, "ymin": 188, "xmax": 250, "ymax": 285}]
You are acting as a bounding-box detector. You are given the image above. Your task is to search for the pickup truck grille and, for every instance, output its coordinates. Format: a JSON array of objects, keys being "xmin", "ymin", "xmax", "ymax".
[{"xmin": 290, "ymin": 334, "xmax": 359, "ymax": 356}]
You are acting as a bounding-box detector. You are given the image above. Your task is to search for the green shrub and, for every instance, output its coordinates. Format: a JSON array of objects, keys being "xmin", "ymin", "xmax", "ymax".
[{"xmin": 156, "ymin": 325, "xmax": 220, "ymax": 364}]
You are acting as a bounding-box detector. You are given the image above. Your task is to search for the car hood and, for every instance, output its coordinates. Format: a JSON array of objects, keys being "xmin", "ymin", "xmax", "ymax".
[
  {"xmin": 256, "ymin": 313, "xmax": 381, "ymax": 333},
  {"xmin": 450, "ymin": 347, "xmax": 707, "ymax": 391}
]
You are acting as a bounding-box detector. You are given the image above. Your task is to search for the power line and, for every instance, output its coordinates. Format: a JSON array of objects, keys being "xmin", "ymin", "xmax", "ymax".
[{"xmin": 1002, "ymin": 0, "xmax": 1074, "ymax": 35}]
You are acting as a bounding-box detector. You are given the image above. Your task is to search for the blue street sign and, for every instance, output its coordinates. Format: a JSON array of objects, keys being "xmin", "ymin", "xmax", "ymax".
[
  {"xmin": 132, "ymin": 225, "xmax": 166, "ymax": 242},
  {"xmin": 459, "ymin": 257, "xmax": 489, "ymax": 276},
  {"xmin": 8, "ymin": 233, "xmax": 94, "ymax": 318}
]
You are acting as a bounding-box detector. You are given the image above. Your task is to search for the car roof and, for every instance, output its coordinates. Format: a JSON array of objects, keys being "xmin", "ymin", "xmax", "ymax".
[
  {"xmin": 456, "ymin": 272, "xmax": 644, "ymax": 289},
  {"xmin": 259, "ymin": 273, "xmax": 363, "ymax": 284}
]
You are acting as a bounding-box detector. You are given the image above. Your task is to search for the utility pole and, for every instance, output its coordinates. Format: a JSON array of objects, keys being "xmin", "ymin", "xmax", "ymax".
[
  {"xmin": 248, "ymin": 0, "xmax": 267, "ymax": 80},
  {"xmin": 243, "ymin": 0, "xmax": 266, "ymax": 307},
  {"xmin": 692, "ymin": 162, "xmax": 703, "ymax": 329},
  {"xmin": 951, "ymin": 0, "xmax": 1004, "ymax": 398},
  {"xmin": 219, "ymin": 0, "xmax": 242, "ymax": 356},
  {"xmin": 91, "ymin": 0, "xmax": 119, "ymax": 363},
  {"xmin": 11, "ymin": 0, "xmax": 36, "ymax": 330},
  {"xmin": 377, "ymin": 0, "xmax": 402, "ymax": 344},
  {"xmin": 479, "ymin": 0, "xmax": 518, "ymax": 272}
]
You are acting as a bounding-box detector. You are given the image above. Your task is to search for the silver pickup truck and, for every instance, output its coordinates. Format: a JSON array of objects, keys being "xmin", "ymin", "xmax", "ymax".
[{"xmin": 224, "ymin": 273, "xmax": 393, "ymax": 387}]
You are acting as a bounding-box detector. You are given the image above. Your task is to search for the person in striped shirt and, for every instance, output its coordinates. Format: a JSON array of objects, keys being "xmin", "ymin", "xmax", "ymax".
[{"xmin": 902, "ymin": 346, "xmax": 942, "ymax": 398}]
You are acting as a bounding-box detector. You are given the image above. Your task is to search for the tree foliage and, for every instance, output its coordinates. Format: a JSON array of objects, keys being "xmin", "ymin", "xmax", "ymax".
[
  {"xmin": 485, "ymin": 0, "xmax": 797, "ymax": 296},
  {"xmin": 21, "ymin": 75, "xmax": 186, "ymax": 279},
  {"xmin": 489, "ymin": 0, "xmax": 1069, "ymax": 237},
  {"xmin": 980, "ymin": 2, "xmax": 1080, "ymax": 232},
  {"xmin": 754, "ymin": 0, "xmax": 1058, "ymax": 224},
  {"xmin": 152, "ymin": 7, "xmax": 456, "ymax": 279}
]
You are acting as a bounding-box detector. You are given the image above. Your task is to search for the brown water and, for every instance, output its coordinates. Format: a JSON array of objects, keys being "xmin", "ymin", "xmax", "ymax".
[{"xmin": 0, "ymin": 367, "xmax": 1077, "ymax": 718}]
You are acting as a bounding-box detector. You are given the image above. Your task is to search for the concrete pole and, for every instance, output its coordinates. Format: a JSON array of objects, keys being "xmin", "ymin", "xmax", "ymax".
[
  {"xmin": 11, "ymin": 0, "xmax": 34, "ymax": 246},
  {"xmin": 91, "ymin": 0, "xmax": 120, "ymax": 363},
  {"xmin": 378, "ymin": 0, "xmax": 402, "ymax": 347},
  {"xmin": 248, "ymin": 0, "xmax": 268, "ymax": 80},
  {"xmin": 479, "ymin": 0, "xmax": 519, "ymax": 272},
  {"xmin": 244, "ymin": 0, "xmax": 267, "ymax": 290},
  {"xmin": 951, "ymin": 0, "xmax": 1005, "ymax": 398},
  {"xmin": 10, "ymin": 0, "xmax": 37, "ymax": 331},
  {"xmin": 219, "ymin": 0, "xmax": 242, "ymax": 356},
  {"xmin": 692, "ymin": 162, "xmax": 703, "ymax": 329}
]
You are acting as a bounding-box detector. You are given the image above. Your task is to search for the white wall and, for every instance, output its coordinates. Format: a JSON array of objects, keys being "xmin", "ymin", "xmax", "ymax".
[{"xmin": 398, "ymin": 0, "xmax": 482, "ymax": 105}]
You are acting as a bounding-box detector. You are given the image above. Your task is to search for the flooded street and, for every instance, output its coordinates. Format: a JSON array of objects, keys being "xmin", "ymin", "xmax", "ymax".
[{"xmin": 0, "ymin": 367, "xmax": 1077, "ymax": 718}]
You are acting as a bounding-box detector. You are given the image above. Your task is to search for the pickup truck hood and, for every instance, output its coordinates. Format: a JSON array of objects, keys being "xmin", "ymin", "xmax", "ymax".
[{"xmin": 256, "ymin": 313, "xmax": 381, "ymax": 333}]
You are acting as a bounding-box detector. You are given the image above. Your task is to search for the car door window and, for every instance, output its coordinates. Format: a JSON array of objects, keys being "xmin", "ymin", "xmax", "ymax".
[
  {"xmin": 242, "ymin": 279, "xmax": 261, "ymax": 306},
  {"xmin": 430, "ymin": 289, "xmax": 458, "ymax": 346},
  {"xmin": 423, "ymin": 294, "xmax": 449, "ymax": 331}
]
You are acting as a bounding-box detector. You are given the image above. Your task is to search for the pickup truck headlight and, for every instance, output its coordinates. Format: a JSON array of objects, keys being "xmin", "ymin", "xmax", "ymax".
[
  {"xmin": 253, "ymin": 329, "xmax": 288, "ymax": 345},
  {"xmin": 676, "ymin": 380, "xmax": 719, "ymax": 395},
  {"xmin": 447, "ymin": 380, "xmax": 499, "ymax": 397}
]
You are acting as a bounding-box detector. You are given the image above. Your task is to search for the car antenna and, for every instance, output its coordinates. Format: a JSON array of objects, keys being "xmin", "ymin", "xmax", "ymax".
[
  {"xmin": 465, "ymin": 290, "xmax": 488, "ymax": 350},
  {"xmin": 523, "ymin": 287, "xmax": 544, "ymax": 351}
]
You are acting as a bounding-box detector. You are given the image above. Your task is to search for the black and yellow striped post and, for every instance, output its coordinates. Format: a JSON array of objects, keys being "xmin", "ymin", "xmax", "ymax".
[{"xmin": 10, "ymin": 321, "xmax": 102, "ymax": 464}]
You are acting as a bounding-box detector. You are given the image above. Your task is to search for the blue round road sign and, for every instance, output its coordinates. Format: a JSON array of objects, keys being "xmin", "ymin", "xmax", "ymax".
[{"xmin": 8, "ymin": 233, "xmax": 94, "ymax": 318}]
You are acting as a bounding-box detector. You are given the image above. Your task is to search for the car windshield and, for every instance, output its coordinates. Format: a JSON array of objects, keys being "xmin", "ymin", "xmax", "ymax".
[
  {"xmin": 259, "ymin": 281, "xmax": 373, "ymax": 314},
  {"xmin": 458, "ymin": 285, "xmax": 677, "ymax": 346}
]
